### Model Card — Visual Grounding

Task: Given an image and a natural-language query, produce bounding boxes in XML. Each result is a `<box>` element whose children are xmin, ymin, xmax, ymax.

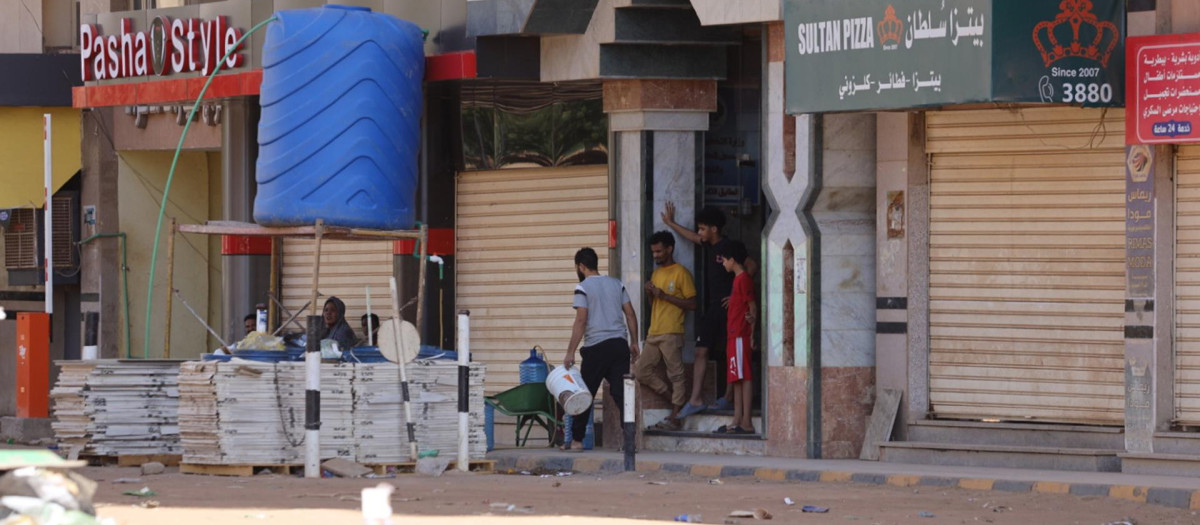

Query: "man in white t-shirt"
<box><xmin>562</xmin><ymin>247</ymin><xmax>640</xmax><ymax>452</ymax></box>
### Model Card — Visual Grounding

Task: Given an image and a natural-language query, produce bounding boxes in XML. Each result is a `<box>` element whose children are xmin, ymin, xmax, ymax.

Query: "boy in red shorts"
<box><xmin>717</xmin><ymin>240</ymin><xmax>756</xmax><ymax>434</ymax></box>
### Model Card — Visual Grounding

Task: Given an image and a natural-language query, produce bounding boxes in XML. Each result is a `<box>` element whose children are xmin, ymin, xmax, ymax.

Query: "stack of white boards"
<box><xmin>353</xmin><ymin>361</ymin><xmax>486</xmax><ymax>463</ymax></box>
<box><xmin>49</xmin><ymin>362</ymin><xmax>97</xmax><ymax>451</ymax></box>
<box><xmin>178</xmin><ymin>359</ymin><xmax>487</xmax><ymax>466</ymax></box>
<box><xmin>179</xmin><ymin>361</ymin><xmax>354</xmax><ymax>465</ymax></box>
<box><xmin>50</xmin><ymin>360</ymin><xmax>181</xmax><ymax>456</ymax></box>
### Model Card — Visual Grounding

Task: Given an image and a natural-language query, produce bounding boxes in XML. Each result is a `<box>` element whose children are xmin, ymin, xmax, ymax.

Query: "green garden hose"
<box><xmin>142</xmin><ymin>16</ymin><xmax>277</xmax><ymax>359</ymax></box>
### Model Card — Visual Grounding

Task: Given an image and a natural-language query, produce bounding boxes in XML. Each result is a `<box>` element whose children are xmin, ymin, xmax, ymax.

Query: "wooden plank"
<box><xmin>117</xmin><ymin>454</ymin><xmax>182</xmax><ymax>467</ymax></box>
<box><xmin>859</xmin><ymin>389</ymin><xmax>902</xmax><ymax>461</ymax></box>
<box><xmin>177</xmin><ymin>223</ymin><xmax>421</xmax><ymax>240</ymax></box>
<box><xmin>180</xmin><ymin>463</ymin><xmax>294</xmax><ymax>477</ymax></box>
<box><xmin>367</xmin><ymin>459</ymin><xmax>495</xmax><ymax>475</ymax></box>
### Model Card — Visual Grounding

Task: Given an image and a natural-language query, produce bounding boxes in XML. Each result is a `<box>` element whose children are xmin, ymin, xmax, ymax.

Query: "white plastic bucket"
<box><xmin>547</xmin><ymin>366</ymin><xmax>592</xmax><ymax>416</ymax></box>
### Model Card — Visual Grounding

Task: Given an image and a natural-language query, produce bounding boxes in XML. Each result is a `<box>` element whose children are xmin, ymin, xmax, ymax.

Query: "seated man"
<box><xmin>360</xmin><ymin>313</ymin><xmax>381</xmax><ymax>347</ymax></box>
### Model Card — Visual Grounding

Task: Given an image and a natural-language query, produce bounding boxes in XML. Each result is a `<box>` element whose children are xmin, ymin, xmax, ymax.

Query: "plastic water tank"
<box><xmin>518</xmin><ymin>348</ymin><xmax>549</xmax><ymax>384</ymax></box>
<box><xmin>254</xmin><ymin>5</ymin><xmax>425</xmax><ymax>230</ymax></box>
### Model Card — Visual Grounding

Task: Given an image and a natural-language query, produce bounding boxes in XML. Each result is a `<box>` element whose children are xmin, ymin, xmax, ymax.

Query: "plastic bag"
<box><xmin>0</xmin><ymin>467</ymin><xmax>101</xmax><ymax>524</ymax></box>
<box><xmin>237</xmin><ymin>331</ymin><xmax>285</xmax><ymax>351</ymax></box>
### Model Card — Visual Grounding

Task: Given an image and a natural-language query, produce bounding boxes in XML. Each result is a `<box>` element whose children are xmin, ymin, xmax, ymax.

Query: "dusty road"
<box><xmin>85</xmin><ymin>465</ymin><xmax>1198</xmax><ymax>525</ymax></box>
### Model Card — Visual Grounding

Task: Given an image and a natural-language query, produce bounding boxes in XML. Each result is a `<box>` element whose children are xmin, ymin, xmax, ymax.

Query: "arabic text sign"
<box><xmin>704</xmin><ymin>185</ymin><xmax>742</xmax><ymax>206</ymax></box>
<box><xmin>1125</xmin><ymin>145</ymin><xmax>1155</xmax><ymax>298</ymax></box>
<box><xmin>1127</xmin><ymin>34</ymin><xmax>1200</xmax><ymax>144</ymax></box>
<box><xmin>785</xmin><ymin>0</ymin><xmax>1125</xmax><ymax>113</ymax></box>
<box><xmin>785</xmin><ymin>0</ymin><xmax>991</xmax><ymax>113</ymax></box>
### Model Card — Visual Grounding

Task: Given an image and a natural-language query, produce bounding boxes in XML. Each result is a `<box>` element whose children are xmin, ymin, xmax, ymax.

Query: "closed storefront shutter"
<box><xmin>926</xmin><ymin>107</ymin><xmax>1126</xmax><ymax>425</ymax></box>
<box><xmin>1176</xmin><ymin>146</ymin><xmax>1200</xmax><ymax>426</ymax></box>
<box><xmin>456</xmin><ymin>165</ymin><xmax>610</xmax><ymax>394</ymax></box>
<box><xmin>282</xmin><ymin>239</ymin><xmax>395</xmax><ymax>339</ymax></box>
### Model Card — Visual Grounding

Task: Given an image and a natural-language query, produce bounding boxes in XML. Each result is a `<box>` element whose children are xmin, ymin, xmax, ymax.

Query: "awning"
<box><xmin>0</xmin><ymin>107</ymin><xmax>81</xmax><ymax>209</ymax></box>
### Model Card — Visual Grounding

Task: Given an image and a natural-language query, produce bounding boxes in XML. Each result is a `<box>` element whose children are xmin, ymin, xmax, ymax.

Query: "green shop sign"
<box><xmin>784</xmin><ymin>0</ymin><xmax>1124</xmax><ymax>114</ymax></box>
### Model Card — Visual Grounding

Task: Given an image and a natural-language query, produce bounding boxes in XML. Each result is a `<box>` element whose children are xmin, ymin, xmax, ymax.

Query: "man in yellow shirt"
<box><xmin>637</xmin><ymin>231</ymin><xmax>697</xmax><ymax>431</ymax></box>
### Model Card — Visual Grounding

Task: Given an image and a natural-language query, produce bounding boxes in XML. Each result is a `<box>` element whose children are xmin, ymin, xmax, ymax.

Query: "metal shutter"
<box><xmin>456</xmin><ymin>165</ymin><xmax>610</xmax><ymax>394</ymax></box>
<box><xmin>926</xmin><ymin>107</ymin><xmax>1126</xmax><ymax>425</ymax></box>
<box><xmin>282</xmin><ymin>239</ymin><xmax>395</xmax><ymax>338</ymax></box>
<box><xmin>1176</xmin><ymin>146</ymin><xmax>1200</xmax><ymax>425</ymax></box>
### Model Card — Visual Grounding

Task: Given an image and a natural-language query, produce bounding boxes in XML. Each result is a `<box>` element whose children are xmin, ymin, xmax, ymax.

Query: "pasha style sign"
<box><xmin>1126</xmin><ymin>33</ymin><xmax>1200</xmax><ymax>144</ymax></box>
<box><xmin>80</xmin><ymin>16</ymin><xmax>246</xmax><ymax>81</ymax></box>
<box><xmin>784</xmin><ymin>0</ymin><xmax>1125</xmax><ymax>113</ymax></box>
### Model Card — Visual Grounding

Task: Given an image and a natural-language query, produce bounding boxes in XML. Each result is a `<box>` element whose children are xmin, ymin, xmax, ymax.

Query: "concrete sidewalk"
<box><xmin>488</xmin><ymin>448</ymin><xmax>1200</xmax><ymax>511</ymax></box>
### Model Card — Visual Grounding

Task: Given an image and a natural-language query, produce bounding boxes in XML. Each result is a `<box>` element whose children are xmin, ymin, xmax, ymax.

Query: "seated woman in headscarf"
<box><xmin>319</xmin><ymin>296</ymin><xmax>358</xmax><ymax>351</ymax></box>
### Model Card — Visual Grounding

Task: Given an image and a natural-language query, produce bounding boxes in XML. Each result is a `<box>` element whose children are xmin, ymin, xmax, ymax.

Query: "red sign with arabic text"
<box><xmin>1127</xmin><ymin>33</ymin><xmax>1200</xmax><ymax>144</ymax></box>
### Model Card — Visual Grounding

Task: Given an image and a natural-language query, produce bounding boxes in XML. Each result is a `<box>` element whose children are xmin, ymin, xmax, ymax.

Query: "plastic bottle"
<box><xmin>673</xmin><ymin>514</ymin><xmax>702</xmax><ymax>522</ymax></box>
<box><xmin>255</xmin><ymin>303</ymin><xmax>267</xmax><ymax>333</ymax></box>
<box><xmin>518</xmin><ymin>348</ymin><xmax>550</xmax><ymax>384</ymax></box>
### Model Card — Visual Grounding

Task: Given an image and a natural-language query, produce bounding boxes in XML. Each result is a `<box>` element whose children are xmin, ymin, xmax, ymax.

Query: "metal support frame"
<box><xmin>166</xmin><ymin>218</ymin><xmax>429</xmax><ymax>478</ymax></box>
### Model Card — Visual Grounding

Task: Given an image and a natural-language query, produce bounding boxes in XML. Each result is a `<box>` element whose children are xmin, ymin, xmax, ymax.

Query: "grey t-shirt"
<box><xmin>573</xmin><ymin>275</ymin><xmax>631</xmax><ymax>348</ymax></box>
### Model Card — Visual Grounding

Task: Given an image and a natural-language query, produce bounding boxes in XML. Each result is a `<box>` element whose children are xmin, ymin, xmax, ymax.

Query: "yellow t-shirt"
<box><xmin>648</xmin><ymin>263</ymin><xmax>697</xmax><ymax>336</ymax></box>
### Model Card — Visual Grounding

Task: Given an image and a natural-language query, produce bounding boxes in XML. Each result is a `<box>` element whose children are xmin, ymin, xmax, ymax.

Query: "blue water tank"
<box><xmin>518</xmin><ymin>348</ymin><xmax>549</xmax><ymax>384</ymax></box>
<box><xmin>254</xmin><ymin>5</ymin><xmax>425</xmax><ymax>230</ymax></box>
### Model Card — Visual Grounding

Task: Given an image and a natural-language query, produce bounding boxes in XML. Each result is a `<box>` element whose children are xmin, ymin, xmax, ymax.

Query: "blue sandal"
<box><xmin>707</xmin><ymin>398</ymin><xmax>733</xmax><ymax>411</ymax></box>
<box><xmin>677</xmin><ymin>402</ymin><xmax>706</xmax><ymax>419</ymax></box>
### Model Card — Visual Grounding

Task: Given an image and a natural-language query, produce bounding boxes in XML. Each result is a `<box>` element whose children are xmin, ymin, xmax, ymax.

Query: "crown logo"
<box><xmin>877</xmin><ymin>5</ymin><xmax>903</xmax><ymax>49</ymax></box>
<box><xmin>1032</xmin><ymin>0</ymin><xmax>1119</xmax><ymax>68</ymax></box>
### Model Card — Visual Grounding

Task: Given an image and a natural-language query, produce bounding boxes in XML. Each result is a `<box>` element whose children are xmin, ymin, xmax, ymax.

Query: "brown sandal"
<box><xmin>649</xmin><ymin>419</ymin><xmax>682</xmax><ymax>431</ymax></box>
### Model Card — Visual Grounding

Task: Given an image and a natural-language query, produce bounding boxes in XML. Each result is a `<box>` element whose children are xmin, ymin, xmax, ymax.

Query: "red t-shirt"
<box><xmin>726</xmin><ymin>272</ymin><xmax>755</xmax><ymax>340</ymax></box>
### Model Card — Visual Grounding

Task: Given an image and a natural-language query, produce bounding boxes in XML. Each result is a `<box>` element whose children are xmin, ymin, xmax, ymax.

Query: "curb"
<box><xmin>491</xmin><ymin>454</ymin><xmax>1200</xmax><ymax>511</ymax></box>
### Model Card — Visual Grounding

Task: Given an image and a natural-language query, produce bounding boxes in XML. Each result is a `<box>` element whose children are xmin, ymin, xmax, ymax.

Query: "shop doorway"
<box><xmin>699</xmin><ymin>27</ymin><xmax>766</xmax><ymax>418</ymax></box>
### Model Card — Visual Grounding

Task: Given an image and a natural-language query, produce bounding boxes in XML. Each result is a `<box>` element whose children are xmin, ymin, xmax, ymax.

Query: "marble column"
<box><xmin>875</xmin><ymin>112</ymin><xmax>929</xmax><ymax>431</ymax></box>
<box><xmin>1123</xmin><ymin>145</ymin><xmax>1175</xmax><ymax>453</ymax></box>
<box><xmin>603</xmin><ymin>79</ymin><xmax>716</xmax><ymax>445</ymax></box>
<box><xmin>812</xmin><ymin>113</ymin><xmax>878</xmax><ymax>458</ymax></box>
<box><xmin>763</xmin><ymin>21</ymin><xmax>815</xmax><ymax>457</ymax></box>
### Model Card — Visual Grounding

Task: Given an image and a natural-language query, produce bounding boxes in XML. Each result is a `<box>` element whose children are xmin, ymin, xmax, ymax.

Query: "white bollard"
<box><xmin>304</xmin><ymin>315</ymin><xmax>321</xmax><ymax>478</ymax></box>
<box><xmin>457</xmin><ymin>310</ymin><xmax>470</xmax><ymax>472</ymax></box>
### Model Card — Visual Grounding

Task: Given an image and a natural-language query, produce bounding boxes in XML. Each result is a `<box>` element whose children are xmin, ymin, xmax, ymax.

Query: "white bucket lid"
<box><xmin>559</xmin><ymin>390</ymin><xmax>593</xmax><ymax>416</ymax></box>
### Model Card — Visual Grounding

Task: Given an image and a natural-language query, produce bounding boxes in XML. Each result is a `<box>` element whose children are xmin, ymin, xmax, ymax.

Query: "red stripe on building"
<box><xmin>425</xmin><ymin>51</ymin><xmax>477</xmax><ymax>82</ymax></box>
<box><xmin>394</xmin><ymin>228</ymin><xmax>454</xmax><ymax>256</ymax></box>
<box><xmin>74</xmin><ymin>53</ymin><xmax>475</xmax><ymax>109</ymax></box>
<box><xmin>221</xmin><ymin>235</ymin><xmax>272</xmax><ymax>256</ymax></box>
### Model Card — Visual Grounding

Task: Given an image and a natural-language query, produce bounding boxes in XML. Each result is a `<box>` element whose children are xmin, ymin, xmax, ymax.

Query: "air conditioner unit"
<box><xmin>2</xmin><ymin>192</ymin><xmax>79</xmax><ymax>275</ymax></box>
<box><xmin>3</xmin><ymin>208</ymin><xmax>37</xmax><ymax>269</ymax></box>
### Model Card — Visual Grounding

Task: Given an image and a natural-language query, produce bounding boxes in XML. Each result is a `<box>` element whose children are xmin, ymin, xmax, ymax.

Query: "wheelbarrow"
<box><xmin>485</xmin><ymin>382</ymin><xmax>562</xmax><ymax>447</ymax></box>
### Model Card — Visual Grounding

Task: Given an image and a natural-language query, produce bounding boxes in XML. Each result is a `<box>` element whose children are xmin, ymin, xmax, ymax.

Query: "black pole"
<box><xmin>84</xmin><ymin>311</ymin><xmax>98</xmax><ymax>346</ymax></box>
<box><xmin>305</xmin><ymin>315</ymin><xmax>321</xmax><ymax>433</ymax></box>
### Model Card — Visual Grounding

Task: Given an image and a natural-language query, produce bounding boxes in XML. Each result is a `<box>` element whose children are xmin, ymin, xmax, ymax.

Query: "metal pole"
<box><xmin>457</xmin><ymin>310</ymin><xmax>470</xmax><ymax>472</ymax></box>
<box><xmin>164</xmin><ymin>218</ymin><xmax>176</xmax><ymax>358</ymax></box>
<box><xmin>268</xmin><ymin>237</ymin><xmax>280</xmax><ymax>332</ymax></box>
<box><xmin>366</xmin><ymin>286</ymin><xmax>373</xmax><ymax>346</ymax></box>
<box><xmin>415</xmin><ymin>224</ymin><xmax>428</xmax><ymax>335</ymax></box>
<box><xmin>390</xmin><ymin>277</ymin><xmax>419</xmax><ymax>462</ymax></box>
<box><xmin>43</xmin><ymin>114</ymin><xmax>52</xmax><ymax>315</ymax></box>
<box><xmin>624</xmin><ymin>374</ymin><xmax>636</xmax><ymax>471</ymax></box>
<box><xmin>172</xmin><ymin>289</ymin><xmax>230</xmax><ymax>350</ymax></box>
<box><xmin>310</xmin><ymin>219</ymin><xmax>324</xmax><ymax>317</ymax></box>
<box><xmin>304</xmin><ymin>315</ymin><xmax>322</xmax><ymax>478</ymax></box>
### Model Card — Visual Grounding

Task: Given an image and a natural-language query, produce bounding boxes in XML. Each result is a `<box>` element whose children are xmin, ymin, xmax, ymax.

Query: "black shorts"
<box><xmin>696</xmin><ymin>306</ymin><xmax>727</xmax><ymax>357</ymax></box>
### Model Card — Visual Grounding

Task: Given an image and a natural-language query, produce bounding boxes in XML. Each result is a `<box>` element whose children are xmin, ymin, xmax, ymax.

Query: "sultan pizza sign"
<box><xmin>784</xmin><ymin>0</ymin><xmax>1125</xmax><ymax>113</ymax></box>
